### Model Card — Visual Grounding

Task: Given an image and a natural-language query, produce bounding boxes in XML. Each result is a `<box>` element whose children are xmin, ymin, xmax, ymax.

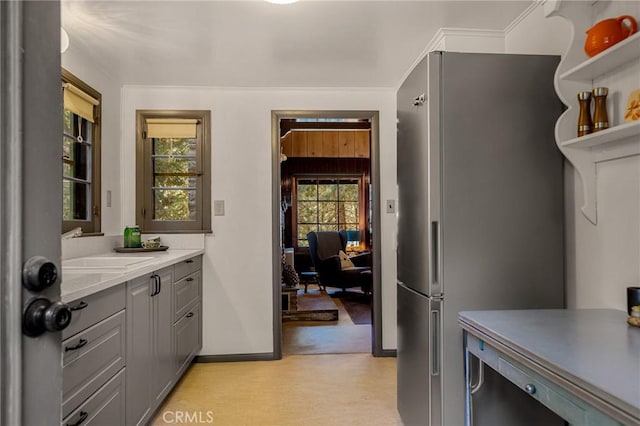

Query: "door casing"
<box><xmin>270</xmin><ymin>110</ymin><xmax>383</xmax><ymax>358</ymax></box>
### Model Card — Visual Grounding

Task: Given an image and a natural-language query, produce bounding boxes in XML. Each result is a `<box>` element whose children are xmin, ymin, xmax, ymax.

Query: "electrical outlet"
<box><xmin>214</xmin><ymin>200</ymin><xmax>225</xmax><ymax>216</ymax></box>
<box><xmin>386</xmin><ymin>200</ymin><xmax>395</xmax><ymax>214</ymax></box>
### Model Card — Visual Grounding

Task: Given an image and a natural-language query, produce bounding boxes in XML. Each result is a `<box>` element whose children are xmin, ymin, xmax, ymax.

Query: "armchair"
<box><xmin>306</xmin><ymin>230</ymin><xmax>372</xmax><ymax>293</ymax></box>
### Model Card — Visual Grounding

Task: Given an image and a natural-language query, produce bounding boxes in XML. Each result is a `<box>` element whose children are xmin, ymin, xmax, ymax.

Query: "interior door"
<box><xmin>1</xmin><ymin>1</ymin><xmax>63</xmax><ymax>424</ymax></box>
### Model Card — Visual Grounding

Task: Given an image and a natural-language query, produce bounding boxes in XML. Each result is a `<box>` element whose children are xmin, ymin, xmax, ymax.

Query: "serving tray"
<box><xmin>113</xmin><ymin>246</ymin><xmax>169</xmax><ymax>253</ymax></box>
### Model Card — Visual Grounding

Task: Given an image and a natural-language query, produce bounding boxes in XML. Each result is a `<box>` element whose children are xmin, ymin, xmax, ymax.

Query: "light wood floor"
<box><xmin>152</xmin><ymin>354</ymin><xmax>401</xmax><ymax>426</ymax></box>
<box><xmin>283</xmin><ymin>286</ymin><xmax>371</xmax><ymax>355</ymax></box>
<box><xmin>152</xmin><ymin>287</ymin><xmax>399</xmax><ymax>425</ymax></box>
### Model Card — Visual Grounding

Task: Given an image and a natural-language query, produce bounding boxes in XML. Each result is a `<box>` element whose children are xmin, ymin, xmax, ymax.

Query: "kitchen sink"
<box><xmin>62</xmin><ymin>256</ymin><xmax>154</xmax><ymax>269</ymax></box>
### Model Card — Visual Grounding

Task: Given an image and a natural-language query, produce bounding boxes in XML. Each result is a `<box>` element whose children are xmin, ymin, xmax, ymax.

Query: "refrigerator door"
<box><xmin>397</xmin><ymin>282</ymin><xmax>435</xmax><ymax>425</ymax></box>
<box><xmin>397</xmin><ymin>55</ymin><xmax>431</xmax><ymax>296</ymax></box>
<box><xmin>437</xmin><ymin>52</ymin><xmax>564</xmax><ymax>426</ymax></box>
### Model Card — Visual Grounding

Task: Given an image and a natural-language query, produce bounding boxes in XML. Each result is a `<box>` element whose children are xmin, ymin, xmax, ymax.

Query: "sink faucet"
<box><xmin>62</xmin><ymin>227</ymin><xmax>83</xmax><ymax>239</ymax></box>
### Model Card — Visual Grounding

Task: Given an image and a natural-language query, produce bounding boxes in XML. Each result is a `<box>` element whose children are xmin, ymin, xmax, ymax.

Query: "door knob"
<box><xmin>22</xmin><ymin>256</ymin><xmax>58</xmax><ymax>292</ymax></box>
<box><xmin>23</xmin><ymin>298</ymin><xmax>72</xmax><ymax>337</ymax></box>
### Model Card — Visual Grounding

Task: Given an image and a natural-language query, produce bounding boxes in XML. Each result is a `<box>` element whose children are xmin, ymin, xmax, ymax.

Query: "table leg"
<box><xmin>464</xmin><ymin>331</ymin><xmax>472</xmax><ymax>426</ymax></box>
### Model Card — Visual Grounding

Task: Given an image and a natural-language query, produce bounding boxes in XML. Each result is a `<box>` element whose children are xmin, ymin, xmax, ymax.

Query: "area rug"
<box><xmin>283</xmin><ymin>290</ymin><xmax>339</xmax><ymax>321</ymax></box>
<box><xmin>330</xmin><ymin>291</ymin><xmax>372</xmax><ymax>325</ymax></box>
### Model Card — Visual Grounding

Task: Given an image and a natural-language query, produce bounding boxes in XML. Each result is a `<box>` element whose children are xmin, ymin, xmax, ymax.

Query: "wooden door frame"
<box><xmin>271</xmin><ymin>110</ymin><xmax>383</xmax><ymax>358</ymax></box>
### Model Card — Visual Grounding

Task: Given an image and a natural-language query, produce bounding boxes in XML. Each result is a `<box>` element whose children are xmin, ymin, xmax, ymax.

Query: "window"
<box><xmin>136</xmin><ymin>110</ymin><xmax>211</xmax><ymax>233</ymax></box>
<box><xmin>294</xmin><ymin>176</ymin><xmax>364</xmax><ymax>247</ymax></box>
<box><xmin>62</xmin><ymin>69</ymin><xmax>101</xmax><ymax>234</ymax></box>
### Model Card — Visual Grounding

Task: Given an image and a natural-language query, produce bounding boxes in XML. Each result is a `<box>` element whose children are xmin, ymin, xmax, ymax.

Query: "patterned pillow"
<box><xmin>338</xmin><ymin>250</ymin><xmax>355</xmax><ymax>269</ymax></box>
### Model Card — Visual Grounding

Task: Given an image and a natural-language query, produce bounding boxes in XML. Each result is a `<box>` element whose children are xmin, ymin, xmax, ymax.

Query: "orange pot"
<box><xmin>584</xmin><ymin>15</ymin><xmax>637</xmax><ymax>57</ymax></box>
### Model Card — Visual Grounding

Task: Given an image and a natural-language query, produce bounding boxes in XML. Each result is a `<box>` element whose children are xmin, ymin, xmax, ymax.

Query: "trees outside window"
<box><xmin>136</xmin><ymin>111</ymin><xmax>211</xmax><ymax>233</ymax></box>
<box><xmin>62</xmin><ymin>69</ymin><xmax>101</xmax><ymax>234</ymax></box>
<box><xmin>294</xmin><ymin>177</ymin><xmax>363</xmax><ymax>247</ymax></box>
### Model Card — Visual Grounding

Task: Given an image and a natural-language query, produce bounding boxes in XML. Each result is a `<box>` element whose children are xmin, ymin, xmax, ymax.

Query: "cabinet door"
<box><xmin>281</xmin><ymin>132</ymin><xmax>293</xmax><ymax>157</ymax></box>
<box><xmin>151</xmin><ymin>266</ymin><xmax>174</xmax><ymax>408</ymax></box>
<box><xmin>174</xmin><ymin>302</ymin><xmax>201</xmax><ymax>378</ymax></box>
<box><xmin>126</xmin><ymin>275</ymin><xmax>153</xmax><ymax>426</ymax></box>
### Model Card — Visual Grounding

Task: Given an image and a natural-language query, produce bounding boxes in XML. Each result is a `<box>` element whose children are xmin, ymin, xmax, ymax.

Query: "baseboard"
<box><xmin>194</xmin><ymin>352</ymin><xmax>276</xmax><ymax>363</ymax></box>
<box><xmin>376</xmin><ymin>349</ymin><xmax>397</xmax><ymax>358</ymax></box>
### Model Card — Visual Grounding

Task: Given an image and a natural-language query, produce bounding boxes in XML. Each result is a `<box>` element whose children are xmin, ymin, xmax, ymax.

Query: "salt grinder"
<box><xmin>592</xmin><ymin>87</ymin><xmax>609</xmax><ymax>132</ymax></box>
<box><xmin>577</xmin><ymin>91</ymin><xmax>592</xmax><ymax>137</ymax></box>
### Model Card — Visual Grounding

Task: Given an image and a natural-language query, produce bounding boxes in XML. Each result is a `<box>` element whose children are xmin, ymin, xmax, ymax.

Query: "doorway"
<box><xmin>271</xmin><ymin>110</ymin><xmax>383</xmax><ymax>358</ymax></box>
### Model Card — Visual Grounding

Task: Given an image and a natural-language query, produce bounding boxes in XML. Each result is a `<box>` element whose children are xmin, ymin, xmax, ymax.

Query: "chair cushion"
<box><xmin>338</xmin><ymin>250</ymin><xmax>355</xmax><ymax>269</ymax></box>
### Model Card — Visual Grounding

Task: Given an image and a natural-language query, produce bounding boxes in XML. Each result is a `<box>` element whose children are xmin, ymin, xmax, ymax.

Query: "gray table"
<box><xmin>458</xmin><ymin>309</ymin><xmax>640</xmax><ymax>426</ymax></box>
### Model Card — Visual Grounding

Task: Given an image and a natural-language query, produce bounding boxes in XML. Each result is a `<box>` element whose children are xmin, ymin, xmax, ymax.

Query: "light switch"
<box><xmin>214</xmin><ymin>200</ymin><xmax>225</xmax><ymax>216</ymax></box>
<box><xmin>106</xmin><ymin>190</ymin><xmax>112</xmax><ymax>207</ymax></box>
<box><xmin>386</xmin><ymin>200</ymin><xmax>395</xmax><ymax>214</ymax></box>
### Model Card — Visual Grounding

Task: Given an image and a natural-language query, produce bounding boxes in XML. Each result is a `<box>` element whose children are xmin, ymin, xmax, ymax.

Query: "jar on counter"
<box><xmin>124</xmin><ymin>225</ymin><xmax>142</xmax><ymax>248</ymax></box>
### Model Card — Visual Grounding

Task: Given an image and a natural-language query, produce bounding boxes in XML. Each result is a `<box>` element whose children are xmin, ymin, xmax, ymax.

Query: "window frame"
<box><xmin>292</xmin><ymin>174</ymin><xmax>365</xmax><ymax>248</ymax></box>
<box><xmin>135</xmin><ymin>110</ymin><xmax>211</xmax><ymax>233</ymax></box>
<box><xmin>61</xmin><ymin>68</ymin><xmax>102</xmax><ymax>235</ymax></box>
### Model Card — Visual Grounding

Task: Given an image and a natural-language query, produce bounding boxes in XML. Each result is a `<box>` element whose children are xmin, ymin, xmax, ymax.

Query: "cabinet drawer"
<box><xmin>62</xmin><ymin>368</ymin><xmax>125</xmax><ymax>426</ymax></box>
<box><xmin>62</xmin><ymin>310</ymin><xmax>125</xmax><ymax>419</ymax></box>
<box><xmin>498</xmin><ymin>357</ymin><xmax>587</xmax><ymax>425</ymax></box>
<box><xmin>174</xmin><ymin>302</ymin><xmax>201</xmax><ymax>377</ymax></box>
<box><xmin>174</xmin><ymin>271</ymin><xmax>201</xmax><ymax>321</ymax></box>
<box><xmin>63</xmin><ymin>284</ymin><xmax>126</xmax><ymax>340</ymax></box>
<box><xmin>174</xmin><ymin>256</ymin><xmax>201</xmax><ymax>281</ymax></box>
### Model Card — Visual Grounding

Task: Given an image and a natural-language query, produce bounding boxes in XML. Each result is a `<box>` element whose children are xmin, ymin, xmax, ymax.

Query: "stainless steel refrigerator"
<box><xmin>396</xmin><ymin>52</ymin><xmax>565</xmax><ymax>426</ymax></box>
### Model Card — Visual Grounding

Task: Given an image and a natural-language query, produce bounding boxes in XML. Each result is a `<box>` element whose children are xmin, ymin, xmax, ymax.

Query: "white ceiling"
<box><xmin>61</xmin><ymin>0</ymin><xmax>533</xmax><ymax>88</ymax></box>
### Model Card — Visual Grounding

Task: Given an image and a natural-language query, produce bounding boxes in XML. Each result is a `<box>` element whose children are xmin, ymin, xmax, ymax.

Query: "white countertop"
<box><xmin>61</xmin><ymin>249</ymin><xmax>204</xmax><ymax>302</ymax></box>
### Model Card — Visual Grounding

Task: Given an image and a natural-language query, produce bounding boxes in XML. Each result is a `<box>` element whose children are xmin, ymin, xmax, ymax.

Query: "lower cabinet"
<box><xmin>126</xmin><ymin>266</ymin><xmax>173</xmax><ymax>426</ymax></box>
<box><xmin>174</xmin><ymin>302</ymin><xmax>201</xmax><ymax>377</ymax></box>
<box><xmin>62</xmin><ymin>255</ymin><xmax>203</xmax><ymax>426</ymax></box>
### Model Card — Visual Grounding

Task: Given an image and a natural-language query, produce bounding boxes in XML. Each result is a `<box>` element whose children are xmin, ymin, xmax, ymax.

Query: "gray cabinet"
<box><xmin>173</xmin><ymin>257</ymin><xmax>202</xmax><ymax>378</ymax></box>
<box><xmin>62</xmin><ymin>286</ymin><xmax>126</xmax><ymax>425</ymax></box>
<box><xmin>126</xmin><ymin>265</ymin><xmax>173</xmax><ymax>426</ymax></box>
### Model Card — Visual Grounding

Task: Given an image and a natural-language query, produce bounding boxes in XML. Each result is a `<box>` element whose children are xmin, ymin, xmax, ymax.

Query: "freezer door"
<box><xmin>397</xmin><ymin>283</ymin><xmax>443</xmax><ymax>426</ymax></box>
<box><xmin>397</xmin><ymin>55</ymin><xmax>431</xmax><ymax>296</ymax></box>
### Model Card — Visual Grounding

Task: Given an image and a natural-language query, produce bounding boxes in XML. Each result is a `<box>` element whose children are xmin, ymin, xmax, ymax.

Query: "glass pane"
<box><xmin>154</xmin><ymin>175</ymin><xmax>196</xmax><ymax>189</ymax></box>
<box><xmin>319</xmin><ymin>224</ymin><xmax>339</xmax><ymax>232</ymax></box>
<box><xmin>297</xmin><ymin>184</ymin><xmax>317</xmax><ymax>201</ymax></box>
<box><xmin>154</xmin><ymin>158</ymin><xmax>197</xmax><ymax>174</ymax></box>
<box><xmin>297</xmin><ymin>224</ymin><xmax>317</xmax><ymax>241</ymax></box>
<box><xmin>153</xmin><ymin>138</ymin><xmax>196</xmax><ymax>156</ymax></box>
<box><xmin>318</xmin><ymin>184</ymin><xmax>337</xmax><ymax>200</ymax></box>
<box><xmin>63</xmin><ymin>110</ymin><xmax>73</xmax><ymax>135</ymax></box>
<box><xmin>298</xmin><ymin>239</ymin><xmax>309</xmax><ymax>248</ymax></box>
<box><xmin>62</xmin><ymin>179</ymin><xmax>89</xmax><ymax>220</ymax></box>
<box><xmin>297</xmin><ymin>201</ymin><xmax>318</xmax><ymax>223</ymax></box>
<box><xmin>62</xmin><ymin>139</ymin><xmax>90</xmax><ymax>181</ymax></box>
<box><xmin>318</xmin><ymin>202</ymin><xmax>337</xmax><ymax>224</ymax></box>
<box><xmin>339</xmin><ymin>183</ymin><xmax>359</xmax><ymax>201</ymax></box>
<box><xmin>154</xmin><ymin>189</ymin><xmax>196</xmax><ymax>221</ymax></box>
<box><xmin>338</xmin><ymin>202</ymin><xmax>359</xmax><ymax>224</ymax></box>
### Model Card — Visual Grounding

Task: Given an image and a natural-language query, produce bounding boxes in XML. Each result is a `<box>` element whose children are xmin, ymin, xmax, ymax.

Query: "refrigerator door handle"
<box><xmin>431</xmin><ymin>221</ymin><xmax>439</xmax><ymax>285</ymax></box>
<box><xmin>430</xmin><ymin>308</ymin><xmax>441</xmax><ymax>376</ymax></box>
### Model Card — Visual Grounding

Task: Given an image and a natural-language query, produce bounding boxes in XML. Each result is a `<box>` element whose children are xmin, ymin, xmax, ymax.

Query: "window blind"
<box><xmin>63</xmin><ymin>83</ymin><xmax>99</xmax><ymax>122</ymax></box>
<box><xmin>146</xmin><ymin>118</ymin><xmax>198</xmax><ymax>138</ymax></box>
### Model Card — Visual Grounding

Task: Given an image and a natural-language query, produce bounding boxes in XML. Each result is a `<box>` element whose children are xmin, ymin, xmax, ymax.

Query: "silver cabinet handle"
<box><xmin>431</xmin><ymin>309</ymin><xmax>441</xmax><ymax>375</ymax></box>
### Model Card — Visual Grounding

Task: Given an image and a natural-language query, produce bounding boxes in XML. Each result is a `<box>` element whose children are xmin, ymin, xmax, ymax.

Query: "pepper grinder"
<box><xmin>592</xmin><ymin>87</ymin><xmax>609</xmax><ymax>132</ymax></box>
<box><xmin>577</xmin><ymin>91</ymin><xmax>592</xmax><ymax>137</ymax></box>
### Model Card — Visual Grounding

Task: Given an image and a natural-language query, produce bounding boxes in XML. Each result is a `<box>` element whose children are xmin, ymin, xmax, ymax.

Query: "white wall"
<box><xmin>61</xmin><ymin>45</ymin><xmax>122</xmax><ymax>239</ymax></box>
<box><xmin>120</xmin><ymin>87</ymin><xmax>398</xmax><ymax>355</ymax></box>
<box><xmin>506</xmin><ymin>1</ymin><xmax>640</xmax><ymax>311</ymax></box>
